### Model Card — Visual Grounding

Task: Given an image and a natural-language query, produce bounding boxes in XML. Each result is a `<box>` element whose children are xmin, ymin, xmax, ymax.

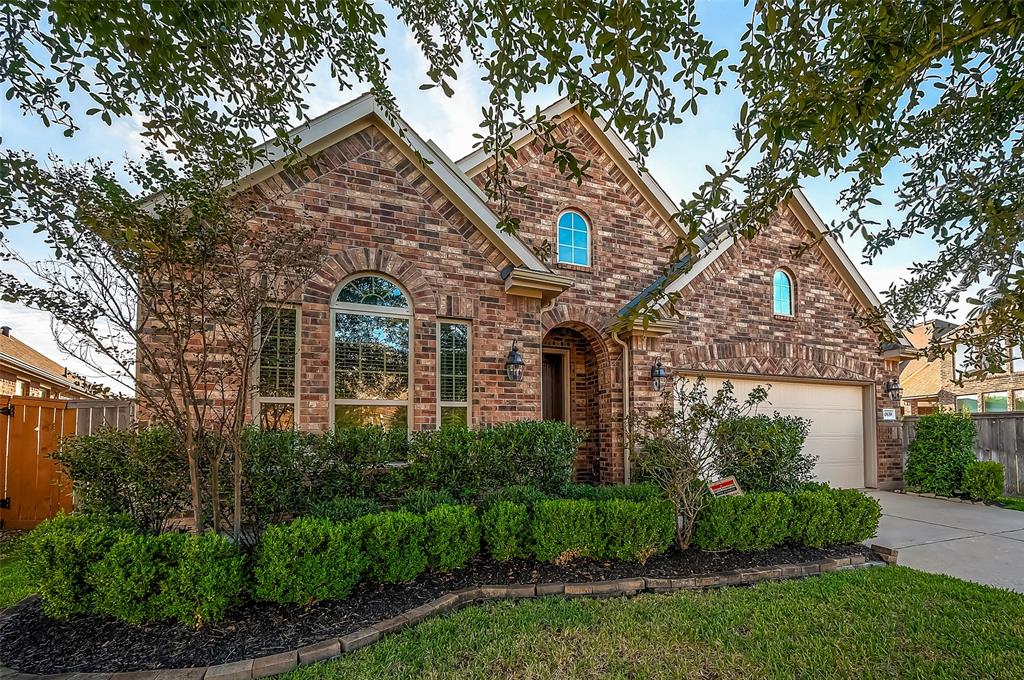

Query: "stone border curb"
<box><xmin>892</xmin><ymin>489</ymin><xmax>984</xmax><ymax>505</ymax></box>
<box><xmin>0</xmin><ymin>554</ymin><xmax>885</xmax><ymax>680</ymax></box>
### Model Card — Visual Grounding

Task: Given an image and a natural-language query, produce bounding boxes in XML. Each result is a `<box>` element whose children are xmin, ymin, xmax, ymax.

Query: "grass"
<box><xmin>0</xmin><ymin>533</ymin><xmax>33</xmax><ymax>609</ymax></box>
<box><xmin>998</xmin><ymin>496</ymin><xmax>1024</xmax><ymax>512</ymax></box>
<box><xmin>284</xmin><ymin>567</ymin><xmax>1024</xmax><ymax>680</ymax></box>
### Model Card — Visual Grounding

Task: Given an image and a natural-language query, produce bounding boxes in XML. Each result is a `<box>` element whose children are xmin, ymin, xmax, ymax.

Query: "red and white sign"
<box><xmin>708</xmin><ymin>476</ymin><xmax>743</xmax><ymax>497</ymax></box>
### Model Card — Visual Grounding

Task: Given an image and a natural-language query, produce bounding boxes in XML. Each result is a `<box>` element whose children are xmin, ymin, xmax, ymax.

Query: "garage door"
<box><xmin>681</xmin><ymin>375</ymin><xmax>866</xmax><ymax>488</ymax></box>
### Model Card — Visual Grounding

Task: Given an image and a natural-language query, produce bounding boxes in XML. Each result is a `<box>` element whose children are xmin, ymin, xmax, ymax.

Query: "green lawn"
<box><xmin>999</xmin><ymin>496</ymin><xmax>1024</xmax><ymax>512</ymax></box>
<box><xmin>285</xmin><ymin>567</ymin><xmax>1024</xmax><ymax>680</ymax></box>
<box><xmin>0</xmin><ymin>534</ymin><xmax>33</xmax><ymax>609</ymax></box>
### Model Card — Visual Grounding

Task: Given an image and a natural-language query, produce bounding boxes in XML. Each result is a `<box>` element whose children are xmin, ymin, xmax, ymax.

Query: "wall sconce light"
<box><xmin>884</xmin><ymin>376</ymin><xmax>903</xmax><ymax>403</ymax></box>
<box><xmin>505</xmin><ymin>339</ymin><xmax>524</xmax><ymax>382</ymax></box>
<box><xmin>650</xmin><ymin>360</ymin><xmax>669</xmax><ymax>392</ymax></box>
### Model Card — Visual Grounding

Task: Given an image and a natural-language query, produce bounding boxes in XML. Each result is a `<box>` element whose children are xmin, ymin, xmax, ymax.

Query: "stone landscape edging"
<box><xmin>0</xmin><ymin>553</ymin><xmax>890</xmax><ymax>680</ymax></box>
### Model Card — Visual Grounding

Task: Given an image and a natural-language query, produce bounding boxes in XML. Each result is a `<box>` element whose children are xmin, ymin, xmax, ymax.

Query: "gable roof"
<box><xmin>616</xmin><ymin>189</ymin><xmax>911</xmax><ymax>348</ymax></box>
<box><xmin>231</xmin><ymin>94</ymin><xmax>555</xmax><ymax>276</ymax></box>
<box><xmin>0</xmin><ymin>328</ymin><xmax>92</xmax><ymax>396</ymax></box>
<box><xmin>456</xmin><ymin>98</ymin><xmax>686</xmax><ymax>238</ymax></box>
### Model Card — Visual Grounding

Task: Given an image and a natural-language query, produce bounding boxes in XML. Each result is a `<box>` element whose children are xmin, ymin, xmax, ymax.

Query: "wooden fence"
<box><xmin>902</xmin><ymin>413</ymin><xmax>1024</xmax><ymax>497</ymax></box>
<box><xmin>0</xmin><ymin>396</ymin><xmax>135</xmax><ymax>529</ymax></box>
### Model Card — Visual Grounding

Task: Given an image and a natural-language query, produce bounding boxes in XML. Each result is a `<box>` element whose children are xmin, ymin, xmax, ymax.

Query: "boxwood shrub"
<box><xmin>423</xmin><ymin>504</ymin><xmax>481</xmax><ymax>571</ymax></box>
<box><xmin>560</xmin><ymin>482</ymin><xmax>664</xmax><ymax>502</ymax></box>
<box><xmin>692</xmin><ymin>492</ymin><xmax>793</xmax><ymax>551</ymax></box>
<box><xmin>599</xmin><ymin>499</ymin><xmax>675</xmax><ymax>563</ymax></box>
<box><xmin>357</xmin><ymin>510</ymin><xmax>427</xmax><ymax>583</ymax></box>
<box><xmin>25</xmin><ymin>513</ymin><xmax>138</xmax><ymax>618</ymax></box>
<box><xmin>481</xmin><ymin>501</ymin><xmax>530</xmax><ymax>561</ymax></box>
<box><xmin>89</xmin><ymin>531</ymin><xmax>183</xmax><ymax>623</ymax></box>
<box><xmin>254</xmin><ymin>517</ymin><xmax>366</xmax><ymax>605</ymax></box>
<box><xmin>531</xmin><ymin>499</ymin><xmax>603</xmax><ymax>564</ymax></box>
<box><xmin>962</xmin><ymin>461</ymin><xmax>1004</xmax><ymax>503</ymax></box>
<box><xmin>26</xmin><ymin>514</ymin><xmax>244</xmax><ymax>626</ymax></box>
<box><xmin>158</xmin><ymin>531</ymin><xmax>245</xmax><ymax>626</ymax></box>
<box><xmin>788</xmin><ymin>488</ymin><xmax>881</xmax><ymax>547</ymax></box>
<box><xmin>309</xmin><ymin>496</ymin><xmax>381</xmax><ymax>523</ymax></box>
<box><xmin>479</xmin><ymin>484</ymin><xmax>549</xmax><ymax>511</ymax></box>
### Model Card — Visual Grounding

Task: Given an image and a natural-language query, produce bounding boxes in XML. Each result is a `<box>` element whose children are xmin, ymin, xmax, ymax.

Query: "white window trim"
<box><xmin>437</xmin><ymin>319</ymin><xmax>471</xmax><ymax>427</ymax></box>
<box><xmin>254</xmin><ymin>305</ymin><xmax>301</xmax><ymax>428</ymax></box>
<box><xmin>556</xmin><ymin>209</ymin><xmax>592</xmax><ymax>268</ymax></box>
<box><xmin>772</xmin><ymin>269</ymin><xmax>795</xmax><ymax>317</ymax></box>
<box><xmin>329</xmin><ymin>273</ymin><xmax>414</xmax><ymax>431</ymax></box>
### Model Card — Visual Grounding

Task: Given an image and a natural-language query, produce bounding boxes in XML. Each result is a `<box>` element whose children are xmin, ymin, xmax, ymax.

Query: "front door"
<box><xmin>542</xmin><ymin>352</ymin><xmax>566</xmax><ymax>422</ymax></box>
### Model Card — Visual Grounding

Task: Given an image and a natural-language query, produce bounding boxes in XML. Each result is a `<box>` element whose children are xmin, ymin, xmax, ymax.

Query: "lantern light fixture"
<box><xmin>884</xmin><ymin>376</ymin><xmax>903</xmax><ymax>403</ymax></box>
<box><xmin>505</xmin><ymin>339</ymin><xmax>525</xmax><ymax>382</ymax></box>
<box><xmin>651</xmin><ymin>360</ymin><xmax>669</xmax><ymax>392</ymax></box>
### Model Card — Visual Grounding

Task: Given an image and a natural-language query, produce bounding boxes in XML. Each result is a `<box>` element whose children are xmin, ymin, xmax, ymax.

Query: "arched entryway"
<box><xmin>541</xmin><ymin>323</ymin><xmax>612</xmax><ymax>483</ymax></box>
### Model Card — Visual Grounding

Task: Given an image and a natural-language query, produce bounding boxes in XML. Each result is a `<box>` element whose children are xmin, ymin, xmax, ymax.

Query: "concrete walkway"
<box><xmin>867</xmin><ymin>490</ymin><xmax>1024</xmax><ymax>593</ymax></box>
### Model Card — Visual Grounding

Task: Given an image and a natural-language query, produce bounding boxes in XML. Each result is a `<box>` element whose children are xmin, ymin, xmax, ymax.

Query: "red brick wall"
<box><xmin>140</xmin><ymin>110</ymin><xmax>906</xmax><ymax>487</ymax></box>
<box><xmin>265</xmin><ymin>126</ymin><xmax>552</xmax><ymax>431</ymax></box>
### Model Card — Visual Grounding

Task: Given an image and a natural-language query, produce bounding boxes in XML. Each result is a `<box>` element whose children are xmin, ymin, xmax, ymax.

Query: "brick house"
<box><xmin>198</xmin><ymin>94</ymin><xmax>910</xmax><ymax>489</ymax></box>
<box><xmin>900</xmin><ymin>320</ymin><xmax>1024</xmax><ymax>415</ymax></box>
<box><xmin>0</xmin><ymin>325</ymin><xmax>94</xmax><ymax>399</ymax></box>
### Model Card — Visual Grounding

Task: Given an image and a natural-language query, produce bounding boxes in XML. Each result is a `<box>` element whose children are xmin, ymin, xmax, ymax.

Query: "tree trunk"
<box><xmin>210</xmin><ymin>450</ymin><xmax>222</xmax><ymax>533</ymax></box>
<box><xmin>185</xmin><ymin>427</ymin><xmax>204</xmax><ymax>533</ymax></box>
<box><xmin>232</xmin><ymin>438</ymin><xmax>243</xmax><ymax>543</ymax></box>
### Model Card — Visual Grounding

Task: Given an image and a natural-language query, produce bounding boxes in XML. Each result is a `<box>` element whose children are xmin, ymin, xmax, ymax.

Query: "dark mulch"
<box><xmin>0</xmin><ymin>543</ymin><xmax>875</xmax><ymax>674</ymax></box>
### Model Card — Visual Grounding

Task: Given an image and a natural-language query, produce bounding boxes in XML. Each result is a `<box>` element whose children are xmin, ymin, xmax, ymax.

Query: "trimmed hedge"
<box><xmin>26</xmin><ymin>514</ymin><xmax>244</xmax><ymax>626</ymax></box>
<box><xmin>692</xmin><ymin>493</ymin><xmax>793</xmax><ymax>551</ymax></box>
<box><xmin>532</xmin><ymin>499</ymin><xmax>604</xmax><ymax>564</ymax></box>
<box><xmin>962</xmin><ymin>461</ymin><xmax>1004</xmax><ymax>503</ymax></box>
<box><xmin>358</xmin><ymin>510</ymin><xmax>428</xmax><ymax>583</ymax></box>
<box><xmin>309</xmin><ymin>496</ymin><xmax>381</xmax><ymax>523</ymax></box>
<box><xmin>481</xmin><ymin>501</ymin><xmax>530</xmax><ymax>561</ymax></box>
<box><xmin>424</xmin><ymin>504</ymin><xmax>481</xmax><ymax>571</ymax></box>
<box><xmin>788</xmin><ymin>488</ymin><xmax>881</xmax><ymax>547</ymax></box>
<box><xmin>26</xmin><ymin>513</ymin><xmax>139</xmax><ymax>618</ymax></box>
<box><xmin>560</xmin><ymin>482</ymin><xmax>664</xmax><ymax>502</ymax></box>
<box><xmin>254</xmin><ymin>517</ymin><xmax>366</xmax><ymax>605</ymax></box>
<box><xmin>904</xmin><ymin>412</ymin><xmax>976</xmax><ymax>496</ymax></box>
<box><xmin>600</xmin><ymin>499</ymin><xmax>675</xmax><ymax>562</ymax></box>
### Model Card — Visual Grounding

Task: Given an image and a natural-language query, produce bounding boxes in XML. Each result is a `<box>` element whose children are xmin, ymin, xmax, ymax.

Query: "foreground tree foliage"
<box><xmin>7</xmin><ymin>152</ymin><xmax>327</xmax><ymax>534</ymax></box>
<box><xmin>2</xmin><ymin>1</ymin><xmax>1021</xmax><ymax>377</ymax></box>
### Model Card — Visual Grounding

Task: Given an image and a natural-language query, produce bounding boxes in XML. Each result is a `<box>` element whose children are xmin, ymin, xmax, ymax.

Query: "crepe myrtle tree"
<box><xmin>629</xmin><ymin>377</ymin><xmax>769</xmax><ymax>549</ymax></box>
<box><xmin>4</xmin><ymin>151</ymin><xmax>327</xmax><ymax>537</ymax></box>
<box><xmin>3</xmin><ymin>0</ymin><xmax>1022</xmax><ymax>376</ymax></box>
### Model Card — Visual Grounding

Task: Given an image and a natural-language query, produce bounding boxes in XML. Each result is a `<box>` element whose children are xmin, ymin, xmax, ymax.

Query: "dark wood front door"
<box><xmin>542</xmin><ymin>352</ymin><xmax>566</xmax><ymax>422</ymax></box>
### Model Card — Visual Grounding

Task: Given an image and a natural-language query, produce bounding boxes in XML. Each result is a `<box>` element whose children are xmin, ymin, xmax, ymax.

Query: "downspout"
<box><xmin>610</xmin><ymin>329</ymin><xmax>631</xmax><ymax>484</ymax></box>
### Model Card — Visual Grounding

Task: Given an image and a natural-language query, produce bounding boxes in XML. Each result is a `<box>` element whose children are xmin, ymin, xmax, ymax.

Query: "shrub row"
<box><xmin>692</xmin><ymin>487</ymin><xmax>881</xmax><ymax>550</ymax></box>
<box><xmin>56</xmin><ymin>421</ymin><xmax>584</xmax><ymax>533</ymax></box>
<box><xmin>26</xmin><ymin>513</ymin><xmax>244</xmax><ymax>626</ymax></box>
<box><xmin>483</xmin><ymin>498</ymin><xmax>676</xmax><ymax>565</ymax></box>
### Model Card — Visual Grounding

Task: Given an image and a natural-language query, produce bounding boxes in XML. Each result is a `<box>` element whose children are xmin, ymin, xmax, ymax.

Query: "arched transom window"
<box><xmin>773</xmin><ymin>269</ymin><xmax>794</xmax><ymax>316</ymax></box>
<box><xmin>556</xmin><ymin>210</ymin><xmax>590</xmax><ymax>266</ymax></box>
<box><xmin>332</xmin><ymin>275</ymin><xmax>411</xmax><ymax>430</ymax></box>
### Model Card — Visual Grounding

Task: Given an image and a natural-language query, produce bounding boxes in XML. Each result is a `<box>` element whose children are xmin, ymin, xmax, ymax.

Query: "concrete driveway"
<box><xmin>867</xmin><ymin>490</ymin><xmax>1024</xmax><ymax>593</ymax></box>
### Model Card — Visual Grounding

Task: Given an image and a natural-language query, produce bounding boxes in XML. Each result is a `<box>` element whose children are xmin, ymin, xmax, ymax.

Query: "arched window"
<box><xmin>773</xmin><ymin>269</ymin><xmax>794</xmax><ymax>316</ymax></box>
<box><xmin>557</xmin><ymin>210</ymin><xmax>590</xmax><ymax>266</ymax></box>
<box><xmin>332</xmin><ymin>275</ymin><xmax>412</xmax><ymax>430</ymax></box>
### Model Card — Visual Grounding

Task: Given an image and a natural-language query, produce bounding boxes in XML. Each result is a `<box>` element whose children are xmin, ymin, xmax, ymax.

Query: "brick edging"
<box><xmin>892</xmin><ymin>489</ymin><xmax>985</xmax><ymax>505</ymax></box>
<box><xmin>0</xmin><ymin>553</ymin><xmax>888</xmax><ymax>680</ymax></box>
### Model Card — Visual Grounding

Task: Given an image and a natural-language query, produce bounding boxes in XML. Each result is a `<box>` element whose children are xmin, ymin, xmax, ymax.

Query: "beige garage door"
<box><xmin>681</xmin><ymin>375</ymin><xmax>866</xmax><ymax>488</ymax></box>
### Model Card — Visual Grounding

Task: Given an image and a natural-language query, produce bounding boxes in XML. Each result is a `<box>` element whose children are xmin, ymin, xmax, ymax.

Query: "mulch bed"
<box><xmin>0</xmin><ymin>543</ymin><xmax>875</xmax><ymax>674</ymax></box>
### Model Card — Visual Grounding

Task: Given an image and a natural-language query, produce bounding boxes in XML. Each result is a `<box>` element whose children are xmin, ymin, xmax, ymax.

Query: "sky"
<box><xmin>0</xmin><ymin>0</ymin><xmax>941</xmax><ymax>391</ymax></box>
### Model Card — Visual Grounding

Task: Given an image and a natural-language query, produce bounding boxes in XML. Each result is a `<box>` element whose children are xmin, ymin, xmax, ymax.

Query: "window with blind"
<box><xmin>257</xmin><ymin>306</ymin><xmax>298</xmax><ymax>429</ymax></box>
<box><xmin>438</xmin><ymin>321</ymin><xmax>470</xmax><ymax>427</ymax></box>
<box><xmin>332</xmin><ymin>275</ymin><xmax>411</xmax><ymax>430</ymax></box>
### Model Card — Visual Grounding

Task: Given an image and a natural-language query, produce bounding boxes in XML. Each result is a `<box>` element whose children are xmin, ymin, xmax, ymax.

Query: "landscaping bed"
<box><xmin>0</xmin><ymin>543</ymin><xmax>874</xmax><ymax>673</ymax></box>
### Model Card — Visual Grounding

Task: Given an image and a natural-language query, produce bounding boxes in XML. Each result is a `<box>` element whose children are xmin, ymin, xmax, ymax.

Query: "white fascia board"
<box><xmin>456</xmin><ymin>98</ymin><xmax>685</xmax><ymax>237</ymax></box>
<box><xmin>146</xmin><ymin>94</ymin><xmax>550</xmax><ymax>274</ymax></box>
<box><xmin>789</xmin><ymin>189</ymin><xmax>908</xmax><ymax>344</ymax></box>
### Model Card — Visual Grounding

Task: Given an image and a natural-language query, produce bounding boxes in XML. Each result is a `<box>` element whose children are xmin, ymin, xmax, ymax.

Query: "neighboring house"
<box><xmin>143</xmin><ymin>94</ymin><xmax>911</xmax><ymax>489</ymax></box>
<box><xmin>0</xmin><ymin>325</ymin><xmax>95</xmax><ymax>399</ymax></box>
<box><xmin>900</xmin><ymin>320</ymin><xmax>1024</xmax><ymax>415</ymax></box>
